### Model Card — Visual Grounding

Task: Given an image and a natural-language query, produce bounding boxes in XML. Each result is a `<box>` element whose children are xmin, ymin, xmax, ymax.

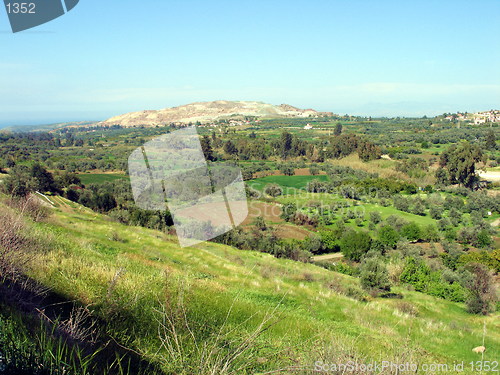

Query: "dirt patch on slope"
<box><xmin>242</xmin><ymin>201</ymin><xmax>283</xmax><ymax>225</ymax></box>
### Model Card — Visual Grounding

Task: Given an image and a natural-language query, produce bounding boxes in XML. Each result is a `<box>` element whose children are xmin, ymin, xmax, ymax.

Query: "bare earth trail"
<box><xmin>479</xmin><ymin>171</ymin><xmax>500</xmax><ymax>182</ymax></box>
<box><xmin>313</xmin><ymin>253</ymin><xmax>344</xmax><ymax>262</ymax></box>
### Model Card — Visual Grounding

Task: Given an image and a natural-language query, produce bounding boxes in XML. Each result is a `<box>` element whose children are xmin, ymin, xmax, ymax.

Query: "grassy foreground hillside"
<box><xmin>1</xmin><ymin>196</ymin><xmax>499</xmax><ymax>374</ymax></box>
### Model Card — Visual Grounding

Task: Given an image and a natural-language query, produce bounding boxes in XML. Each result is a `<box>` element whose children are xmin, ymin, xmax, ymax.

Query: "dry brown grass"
<box><xmin>327</xmin><ymin>154</ymin><xmax>437</xmax><ymax>186</ymax></box>
<box><xmin>386</xmin><ymin>262</ymin><xmax>404</xmax><ymax>285</ymax></box>
<box><xmin>325</xmin><ymin>276</ymin><xmax>368</xmax><ymax>302</ymax></box>
<box><xmin>274</xmin><ymin>224</ymin><xmax>311</xmax><ymax>240</ymax></box>
<box><xmin>0</xmin><ymin>202</ymin><xmax>49</xmax><ymax>301</ymax></box>
<box><xmin>0</xmin><ymin>205</ymin><xmax>34</xmax><ymax>283</ymax></box>
<box><xmin>395</xmin><ymin>301</ymin><xmax>419</xmax><ymax>317</ymax></box>
<box><xmin>37</xmin><ymin>305</ymin><xmax>99</xmax><ymax>345</ymax></box>
<box><xmin>4</xmin><ymin>194</ymin><xmax>50</xmax><ymax>222</ymax></box>
<box><xmin>328</xmin><ymin>155</ymin><xmax>404</xmax><ymax>179</ymax></box>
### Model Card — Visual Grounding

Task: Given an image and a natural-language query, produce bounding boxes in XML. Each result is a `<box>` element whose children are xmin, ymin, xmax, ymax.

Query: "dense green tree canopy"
<box><xmin>340</xmin><ymin>230</ymin><xmax>372</xmax><ymax>261</ymax></box>
<box><xmin>438</xmin><ymin>141</ymin><xmax>486</xmax><ymax>189</ymax></box>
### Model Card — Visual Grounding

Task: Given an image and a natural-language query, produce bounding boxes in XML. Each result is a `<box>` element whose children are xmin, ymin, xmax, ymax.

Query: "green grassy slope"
<box><xmin>5</xmin><ymin>198</ymin><xmax>499</xmax><ymax>373</ymax></box>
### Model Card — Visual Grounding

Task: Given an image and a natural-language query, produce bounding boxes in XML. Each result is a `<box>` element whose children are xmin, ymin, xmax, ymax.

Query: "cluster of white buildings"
<box><xmin>443</xmin><ymin>110</ymin><xmax>500</xmax><ymax>125</ymax></box>
<box><xmin>473</xmin><ymin>110</ymin><xmax>500</xmax><ymax>125</ymax></box>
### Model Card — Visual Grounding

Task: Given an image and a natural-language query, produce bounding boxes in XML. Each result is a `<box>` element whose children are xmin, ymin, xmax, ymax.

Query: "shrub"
<box><xmin>393</xmin><ymin>196</ymin><xmax>411</xmax><ymax>212</ymax></box>
<box><xmin>319</xmin><ymin>230</ymin><xmax>339</xmax><ymax>253</ymax></box>
<box><xmin>411</xmin><ymin>198</ymin><xmax>426</xmax><ymax>216</ymax></box>
<box><xmin>340</xmin><ymin>186</ymin><xmax>360</xmax><ymax>200</ymax></box>
<box><xmin>278</xmin><ymin>164</ymin><xmax>295</xmax><ymax>176</ymax></box>
<box><xmin>65</xmin><ymin>188</ymin><xmax>80</xmax><ymax>202</ymax></box>
<box><xmin>303</xmin><ymin>235</ymin><xmax>323</xmax><ymax>255</ymax></box>
<box><xmin>457</xmin><ymin>227</ymin><xmax>493</xmax><ymax>248</ymax></box>
<box><xmin>109</xmin><ymin>231</ymin><xmax>127</xmax><ymax>243</ymax></box>
<box><xmin>280</xmin><ymin>203</ymin><xmax>297</xmax><ymax>222</ymax></box>
<box><xmin>385</xmin><ymin>215</ymin><xmax>408</xmax><ymax>231</ymax></box>
<box><xmin>325</xmin><ymin>277</ymin><xmax>367</xmax><ymax>301</ymax></box>
<box><xmin>475</xmin><ymin>230</ymin><xmax>493</xmax><ymax>248</ymax></box>
<box><xmin>292</xmin><ymin>212</ymin><xmax>319</xmax><ymax>227</ymax></box>
<box><xmin>252</xmin><ymin>216</ymin><xmax>267</xmax><ymax>231</ymax></box>
<box><xmin>429</xmin><ymin>206</ymin><xmax>443</xmax><ymax>220</ymax></box>
<box><xmin>334</xmin><ymin>262</ymin><xmax>356</xmax><ymax>276</ymax></box>
<box><xmin>400</xmin><ymin>222</ymin><xmax>422</xmax><ymax>242</ymax></box>
<box><xmin>463</xmin><ymin>263</ymin><xmax>497</xmax><ymax>315</ymax></box>
<box><xmin>306</xmin><ymin>179</ymin><xmax>327</xmax><ymax>193</ymax></box>
<box><xmin>309</xmin><ymin>166</ymin><xmax>320</xmax><ymax>175</ymax></box>
<box><xmin>108</xmin><ymin>209</ymin><xmax>131</xmax><ymax>224</ymax></box>
<box><xmin>359</xmin><ymin>258</ymin><xmax>391</xmax><ymax>292</ymax></box>
<box><xmin>344</xmin><ymin>285</ymin><xmax>368</xmax><ymax>302</ymax></box>
<box><xmin>358</xmin><ymin>141</ymin><xmax>382</xmax><ymax>162</ymax></box>
<box><xmin>396</xmin><ymin>240</ymin><xmax>421</xmax><ymax>258</ymax></box>
<box><xmin>387</xmin><ymin>261</ymin><xmax>404</xmax><ymax>284</ymax></box>
<box><xmin>400</xmin><ymin>258</ymin><xmax>467</xmax><ymax>303</ymax></box>
<box><xmin>427</xmin><ymin>193</ymin><xmax>444</xmax><ymax>207</ymax></box>
<box><xmin>448</xmin><ymin>208</ymin><xmax>462</xmax><ymax>223</ymax></box>
<box><xmin>245</xmin><ymin>186</ymin><xmax>260</xmax><ymax>198</ymax></box>
<box><xmin>422</xmin><ymin>224</ymin><xmax>440</xmax><ymax>242</ymax></box>
<box><xmin>457</xmin><ymin>250</ymin><xmax>500</xmax><ymax>272</ymax></box>
<box><xmin>400</xmin><ymin>258</ymin><xmax>432</xmax><ymax>292</ymax></box>
<box><xmin>378</xmin><ymin>225</ymin><xmax>399</xmax><ymax>249</ymax></box>
<box><xmin>302</xmin><ymin>272</ymin><xmax>315</xmax><ymax>282</ymax></box>
<box><xmin>427</xmin><ymin>281</ymin><xmax>467</xmax><ymax>302</ymax></box>
<box><xmin>395</xmin><ymin>301</ymin><xmax>419</xmax><ymax>317</ymax></box>
<box><xmin>264</xmin><ymin>183</ymin><xmax>282</xmax><ymax>197</ymax></box>
<box><xmin>340</xmin><ymin>230</ymin><xmax>372</xmax><ymax>262</ymax></box>
<box><xmin>457</xmin><ymin>227</ymin><xmax>474</xmax><ymax>245</ymax></box>
<box><xmin>440</xmin><ymin>242</ymin><xmax>464</xmax><ymax>270</ymax></box>
<box><xmin>369</xmin><ymin>211</ymin><xmax>382</xmax><ymax>224</ymax></box>
<box><xmin>372</xmin><ymin>237</ymin><xmax>389</xmax><ymax>254</ymax></box>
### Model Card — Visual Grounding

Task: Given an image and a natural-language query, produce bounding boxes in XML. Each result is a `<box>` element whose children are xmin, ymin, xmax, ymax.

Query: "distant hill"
<box><xmin>100</xmin><ymin>100</ymin><xmax>332</xmax><ymax>127</ymax></box>
<box><xmin>1</xmin><ymin>121</ymin><xmax>97</xmax><ymax>133</ymax></box>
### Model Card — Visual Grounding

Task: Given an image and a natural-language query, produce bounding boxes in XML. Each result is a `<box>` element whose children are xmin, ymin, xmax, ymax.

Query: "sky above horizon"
<box><xmin>1</xmin><ymin>0</ymin><xmax>499</xmax><ymax>126</ymax></box>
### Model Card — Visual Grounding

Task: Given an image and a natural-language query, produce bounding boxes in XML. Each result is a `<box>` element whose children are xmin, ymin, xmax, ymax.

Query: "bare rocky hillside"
<box><xmin>100</xmin><ymin>100</ymin><xmax>330</xmax><ymax>127</ymax></box>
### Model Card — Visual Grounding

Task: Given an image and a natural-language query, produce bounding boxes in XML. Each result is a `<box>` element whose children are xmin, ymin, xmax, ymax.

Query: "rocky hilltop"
<box><xmin>100</xmin><ymin>100</ymin><xmax>330</xmax><ymax>127</ymax></box>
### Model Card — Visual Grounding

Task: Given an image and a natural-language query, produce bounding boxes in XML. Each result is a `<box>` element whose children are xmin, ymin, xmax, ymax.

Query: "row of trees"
<box><xmin>2</xmin><ymin>164</ymin><xmax>80</xmax><ymax>197</ymax></box>
<box><xmin>201</xmin><ymin>130</ymin><xmax>382</xmax><ymax>163</ymax></box>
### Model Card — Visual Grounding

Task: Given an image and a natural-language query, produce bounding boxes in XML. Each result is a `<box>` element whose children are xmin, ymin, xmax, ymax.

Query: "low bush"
<box><xmin>395</xmin><ymin>301</ymin><xmax>419</xmax><ymax>316</ymax></box>
<box><xmin>339</xmin><ymin>230</ymin><xmax>372</xmax><ymax>261</ymax></box>
<box><xmin>359</xmin><ymin>258</ymin><xmax>391</xmax><ymax>292</ymax></box>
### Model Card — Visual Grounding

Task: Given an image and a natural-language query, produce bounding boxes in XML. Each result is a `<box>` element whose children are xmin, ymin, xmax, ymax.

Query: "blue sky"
<box><xmin>1</xmin><ymin>0</ymin><xmax>499</xmax><ymax>125</ymax></box>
